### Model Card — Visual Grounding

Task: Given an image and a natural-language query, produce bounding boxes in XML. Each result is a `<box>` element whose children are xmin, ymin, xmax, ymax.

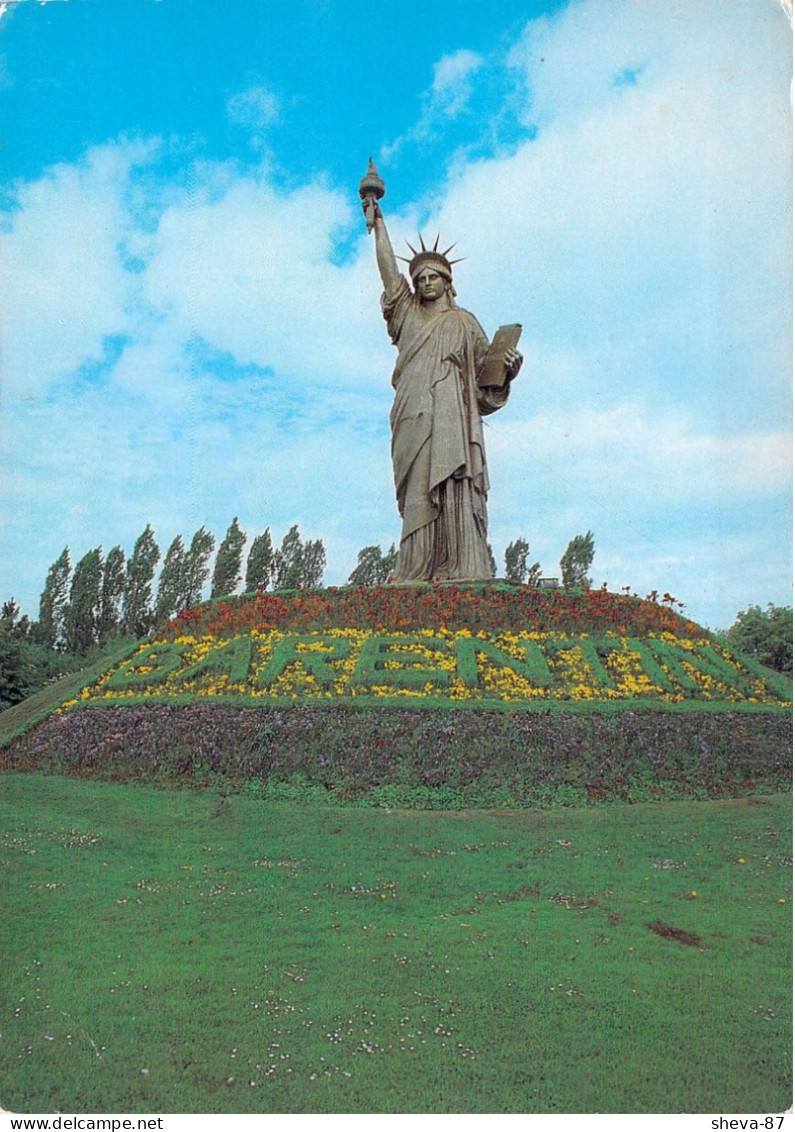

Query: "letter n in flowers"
<box><xmin>351</xmin><ymin>635</ymin><xmax>451</xmax><ymax>691</ymax></box>
<box><xmin>645</xmin><ymin>638</ymin><xmax>751</xmax><ymax>699</ymax></box>
<box><xmin>453</xmin><ymin>636</ymin><xmax>552</xmax><ymax>689</ymax></box>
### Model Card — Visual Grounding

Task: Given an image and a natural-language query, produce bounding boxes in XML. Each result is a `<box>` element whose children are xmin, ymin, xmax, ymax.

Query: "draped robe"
<box><xmin>382</xmin><ymin>276</ymin><xmax>510</xmax><ymax>581</ymax></box>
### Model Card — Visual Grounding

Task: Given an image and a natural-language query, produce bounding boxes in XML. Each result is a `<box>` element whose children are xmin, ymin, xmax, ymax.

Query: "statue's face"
<box><xmin>415</xmin><ymin>268</ymin><xmax>447</xmax><ymax>302</ymax></box>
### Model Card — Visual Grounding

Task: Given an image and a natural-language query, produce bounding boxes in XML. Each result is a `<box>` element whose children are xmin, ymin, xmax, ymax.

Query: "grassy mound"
<box><xmin>0</xmin><ymin>642</ymin><xmax>138</xmax><ymax>750</ymax></box>
<box><xmin>0</xmin><ymin>584</ymin><xmax>790</xmax><ymax>805</ymax></box>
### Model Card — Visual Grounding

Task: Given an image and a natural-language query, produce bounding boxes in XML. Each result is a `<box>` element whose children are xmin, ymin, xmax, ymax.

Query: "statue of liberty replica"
<box><xmin>360</xmin><ymin>160</ymin><xmax>523</xmax><ymax>583</ymax></box>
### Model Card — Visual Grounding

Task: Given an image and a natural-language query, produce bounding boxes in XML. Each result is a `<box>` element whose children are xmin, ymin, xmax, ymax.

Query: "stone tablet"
<box><xmin>478</xmin><ymin>324</ymin><xmax>523</xmax><ymax>389</ymax></box>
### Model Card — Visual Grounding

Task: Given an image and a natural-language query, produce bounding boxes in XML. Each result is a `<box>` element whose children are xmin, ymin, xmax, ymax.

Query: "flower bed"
<box><xmin>164</xmin><ymin>583</ymin><xmax>705</xmax><ymax>640</ymax></box>
<box><xmin>59</xmin><ymin>625</ymin><xmax>789</xmax><ymax>709</ymax></box>
<box><xmin>56</xmin><ymin>583</ymin><xmax>790</xmax><ymax>711</ymax></box>
<box><xmin>1</xmin><ymin>585</ymin><xmax>790</xmax><ymax>806</ymax></box>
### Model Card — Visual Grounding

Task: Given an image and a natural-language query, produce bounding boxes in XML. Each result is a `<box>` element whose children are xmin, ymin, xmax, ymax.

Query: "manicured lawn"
<box><xmin>0</xmin><ymin>774</ymin><xmax>791</xmax><ymax>1113</ymax></box>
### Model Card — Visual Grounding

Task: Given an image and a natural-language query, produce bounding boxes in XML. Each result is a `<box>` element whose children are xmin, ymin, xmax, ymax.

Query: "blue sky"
<box><xmin>0</xmin><ymin>0</ymin><xmax>791</xmax><ymax>630</ymax></box>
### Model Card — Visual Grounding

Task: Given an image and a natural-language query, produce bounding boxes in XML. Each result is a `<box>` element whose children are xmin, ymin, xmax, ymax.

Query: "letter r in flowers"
<box><xmin>256</xmin><ymin>634</ymin><xmax>352</xmax><ymax>687</ymax></box>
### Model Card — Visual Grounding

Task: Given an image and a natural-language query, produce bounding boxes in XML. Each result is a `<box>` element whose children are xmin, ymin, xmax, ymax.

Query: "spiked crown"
<box><xmin>398</xmin><ymin>234</ymin><xmax>465</xmax><ymax>282</ymax></box>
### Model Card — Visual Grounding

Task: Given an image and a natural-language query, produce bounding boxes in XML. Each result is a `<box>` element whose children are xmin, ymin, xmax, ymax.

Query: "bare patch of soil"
<box><xmin>647</xmin><ymin>919</ymin><xmax>703</xmax><ymax>947</ymax></box>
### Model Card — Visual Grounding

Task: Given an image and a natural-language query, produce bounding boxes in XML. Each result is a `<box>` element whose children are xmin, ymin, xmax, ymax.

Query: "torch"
<box><xmin>359</xmin><ymin>157</ymin><xmax>385</xmax><ymax>234</ymax></box>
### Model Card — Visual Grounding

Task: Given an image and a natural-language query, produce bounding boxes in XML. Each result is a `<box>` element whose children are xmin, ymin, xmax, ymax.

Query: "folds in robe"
<box><xmin>382</xmin><ymin>276</ymin><xmax>510</xmax><ymax>581</ymax></box>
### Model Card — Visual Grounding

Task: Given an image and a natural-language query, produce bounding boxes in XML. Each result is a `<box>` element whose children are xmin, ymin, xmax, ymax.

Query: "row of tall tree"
<box><xmin>9</xmin><ymin>524</ymin><xmax>592</xmax><ymax>659</ymax></box>
<box><xmin>19</xmin><ymin>521</ymin><xmax>326</xmax><ymax>655</ymax></box>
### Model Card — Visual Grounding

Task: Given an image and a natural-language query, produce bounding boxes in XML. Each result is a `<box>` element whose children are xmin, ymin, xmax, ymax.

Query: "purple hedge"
<box><xmin>2</xmin><ymin>702</ymin><xmax>790</xmax><ymax>807</ymax></box>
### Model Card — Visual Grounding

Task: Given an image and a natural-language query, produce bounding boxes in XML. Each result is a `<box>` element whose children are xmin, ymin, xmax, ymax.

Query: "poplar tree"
<box><xmin>211</xmin><ymin>517</ymin><xmax>247</xmax><ymax>598</ymax></box>
<box><xmin>273</xmin><ymin>525</ymin><xmax>304</xmax><ymax>590</ymax></box>
<box><xmin>245</xmin><ymin>529</ymin><xmax>275</xmax><ymax>592</ymax></box>
<box><xmin>36</xmin><ymin>547</ymin><xmax>71</xmax><ymax>649</ymax></box>
<box><xmin>560</xmin><ymin>531</ymin><xmax>595</xmax><ymax>589</ymax></box>
<box><xmin>487</xmin><ymin>543</ymin><xmax>497</xmax><ymax>578</ymax></box>
<box><xmin>122</xmin><ymin>525</ymin><xmax>161</xmax><ymax>637</ymax></box>
<box><xmin>155</xmin><ymin>536</ymin><xmax>186</xmax><ymax>624</ymax></box>
<box><xmin>504</xmin><ymin>539</ymin><xmax>542</xmax><ymax>586</ymax></box>
<box><xmin>299</xmin><ymin>538</ymin><xmax>326</xmax><ymax>589</ymax></box>
<box><xmin>526</xmin><ymin>560</ymin><xmax>542</xmax><ymax>587</ymax></box>
<box><xmin>348</xmin><ymin>544</ymin><xmax>397</xmax><ymax>585</ymax></box>
<box><xmin>504</xmin><ymin>538</ymin><xmax>530</xmax><ymax>584</ymax></box>
<box><xmin>181</xmin><ymin>526</ymin><xmax>215</xmax><ymax>609</ymax></box>
<box><xmin>64</xmin><ymin>547</ymin><xmax>103</xmax><ymax>654</ymax></box>
<box><xmin>98</xmin><ymin>545</ymin><xmax>126</xmax><ymax>643</ymax></box>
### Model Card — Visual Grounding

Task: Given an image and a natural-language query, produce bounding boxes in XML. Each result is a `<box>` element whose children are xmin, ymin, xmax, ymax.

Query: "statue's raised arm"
<box><xmin>372</xmin><ymin>207</ymin><xmax>402</xmax><ymax>296</ymax></box>
<box><xmin>359</xmin><ymin>158</ymin><xmax>401</xmax><ymax>295</ymax></box>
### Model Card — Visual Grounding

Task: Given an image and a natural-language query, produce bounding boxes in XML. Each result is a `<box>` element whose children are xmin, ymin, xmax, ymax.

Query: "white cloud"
<box><xmin>483</xmin><ymin>396</ymin><xmax>791</xmax><ymax>604</ymax></box>
<box><xmin>508</xmin><ymin>0</ymin><xmax>790</xmax><ymax>136</ymax></box>
<box><xmin>429</xmin><ymin>49</ymin><xmax>484</xmax><ymax>118</ymax></box>
<box><xmin>226</xmin><ymin>84</ymin><xmax>280</xmax><ymax>132</ymax></box>
<box><xmin>381</xmin><ymin>48</ymin><xmax>484</xmax><ymax>159</ymax></box>
<box><xmin>141</xmin><ymin>173</ymin><xmax>392</xmax><ymax>389</ymax></box>
<box><xmin>492</xmin><ymin>404</ymin><xmax>791</xmax><ymax>506</ymax></box>
<box><xmin>411</xmin><ymin>0</ymin><xmax>791</xmax><ymax>439</ymax></box>
<box><xmin>0</xmin><ymin>140</ymin><xmax>155</xmax><ymax>400</ymax></box>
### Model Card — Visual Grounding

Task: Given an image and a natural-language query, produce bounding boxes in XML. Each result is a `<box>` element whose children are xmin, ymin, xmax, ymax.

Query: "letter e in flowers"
<box><xmin>257</xmin><ymin>634</ymin><xmax>352</xmax><ymax>687</ymax></box>
<box><xmin>352</xmin><ymin>634</ymin><xmax>451</xmax><ymax>691</ymax></box>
